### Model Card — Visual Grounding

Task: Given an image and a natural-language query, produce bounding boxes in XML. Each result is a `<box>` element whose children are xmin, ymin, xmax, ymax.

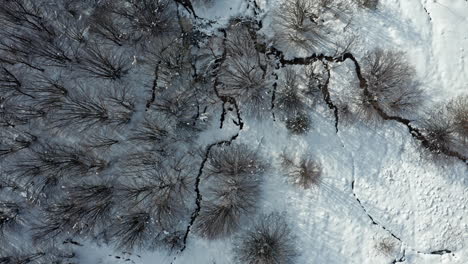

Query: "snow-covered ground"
<box><xmin>6</xmin><ymin>0</ymin><xmax>466</xmax><ymax>263</ymax></box>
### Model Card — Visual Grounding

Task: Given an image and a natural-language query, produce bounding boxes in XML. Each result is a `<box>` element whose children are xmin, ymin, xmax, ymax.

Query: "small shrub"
<box><xmin>34</xmin><ymin>184</ymin><xmax>115</xmax><ymax>239</ymax></box>
<box><xmin>285</xmin><ymin>112</ymin><xmax>311</xmax><ymax>134</ymax></box>
<box><xmin>375</xmin><ymin>237</ymin><xmax>397</xmax><ymax>256</ymax></box>
<box><xmin>285</xmin><ymin>156</ymin><xmax>322</xmax><ymax>189</ymax></box>
<box><xmin>233</xmin><ymin>212</ymin><xmax>298</xmax><ymax>264</ymax></box>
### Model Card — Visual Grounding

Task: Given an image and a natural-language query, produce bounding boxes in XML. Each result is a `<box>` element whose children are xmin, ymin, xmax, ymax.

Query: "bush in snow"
<box><xmin>281</xmin><ymin>152</ymin><xmax>322</xmax><ymax>189</ymax></box>
<box><xmin>356</xmin><ymin>49</ymin><xmax>425</xmax><ymax>121</ymax></box>
<box><xmin>285</xmin><ymin>112</ymin><xmax>311</xmax><ymax>134</ymax></box>
<box><xmin>448</xmin><ymin>95</ymin><xmax>468</xmax><ymax>144</ymax></box>
<box><xmin>275</xmin><ymin>68</ymin><xmax>308</xmax><ymax>120</ymax></box>
<box><xmin>233</xmin><ymin>212</ymin><xmax>299</xmax><ymax>264</ymax></box>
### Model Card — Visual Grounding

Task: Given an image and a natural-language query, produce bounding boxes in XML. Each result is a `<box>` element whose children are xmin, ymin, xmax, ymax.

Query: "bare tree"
<box><xmin>233</xmin><ymin>212</ymin><xmax>299</xmax><ymax>264</ymax></box>
<box><xmin>374</xmin><ymin>237</ymin><xmax>397</xmax><ymax>257</ymax></box>
<box><xmin>197</xmin><ymin>144</ymin><xmax>266</xmax><ymax>239</ymax></box>
<box><xmin>448</xmin><ymin>95</ymin><xmax>468</xmax><ymax>144</ymax></box>
<box><xmin>34</xmin><ymin>184</ymin><xmax>115</xmax><ymax>239</ymax></box>
<box><xmin>275</xmin><ymin>68</ymin><xmax>308</xmax><ymax>119</ymax></box>
<box><xmin>205</xmin><ymin>144</ymin><xmax>267</xmax><ymax>178</ymax></box>
<box><xmin>113</xmin><ymin>0</ymin><xmax>179</xmax><ymax>39</ymax></box>
<box><xmin>50</xmin><ymin>86</ymin><xmax>132</xmax><ymax>131</ymax></box>
<box><xmin>355</xmin><ymin>0</ymin><xmax>378</xmax><ymax>9</ymax></box>
<box><xmin>118</xmin><ymin>157</ymin><xmax>194</xmax><ymax>229</ymax></box>
<box><xmin>0</xmin><ymin>0</ymin><xmax>53</xmax><ymax>35</ymax></box>
<box><xmin>358</xmin><ymin>49</ymin><xmax>425</xmax><ymax>120</ymax></box>
<box><xmin>219</xmin><ymin>26</ymin><xmax>272</xmax><ymax>118</ymax></box>
<box><xmin>420</xmin><ymin>107</ymin><xmax>456</xmax><ymax>154</ymax></box>
<box><xmin>196</xmin><ymin>172</ymin><xmax>262</xmax><ymax>239</ymax></box>
<box><xmin>0</xmin><ymin>67</ymin><xmax>34</xmax><ymax>98</ymax></box>
<box><xmin>13</xmin><ymin>143</ymin><xmax>108</xmax><ymax>197</ymax></box>
<box><xmin>89</xmin><ymin>4</ymin><xmax>130</xmax><ymax>46</ymax></box>
<box><xmin>0</xmin><ymin>128</ymin><xmax>36</xmax><ymax>158</ymax></box>
<box><xmin>272</xmin><ymin>0</ymin><xmax>327</xmax><ymax>51</ymax></box>
<box><xmin>0</xmin><ymin>201</ymin><xmax>21</xmax><ymax>235</ymax></box>
<box><xmin>285</xmin><ymin>112</ymin><xmax>311</xmax><ymax>134</ymax></box>
<box><xmin>28</xmin><ymin>74</ymin><xmax>68</xmax><ymax>112</ymax></box>
<box><xmin>281</xmin><ymin>153</ymin><xmax>322</xmax><ymax>189</ymax></box>
<box><xmin>77</xmin><ymin>45</ymin><xmax>130</xmax><ymax>80</ymax></box>
<box><xmin>129</xmin><ymin>115</ymin><xmax>174</xmax><ymax>151</ymax></box>
<box><xmin>110</xmin><ymin>211</ymin><xmax>155</xmax><ymax>251</ymax></box>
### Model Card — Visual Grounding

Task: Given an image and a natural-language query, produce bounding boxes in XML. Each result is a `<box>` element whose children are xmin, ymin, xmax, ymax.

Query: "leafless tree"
<box><xmin>34</xmin><ymin>184</ymin><xmax>115</xmax><ymax>239</ymax></box>
<box><xmin>233</xmin><ymin>212</ymin><xmax>298</xmax><ymax>264</ymax></box>
<box><xmin>197</xmin><ymin>144</ymin><xmax>266</xmax><ymax>239</ymax></box>
<box><xmin>118</xmin><ymin>157</ymin><xmax>194</xmax><ymax>229</ymax></box>
<box><xmin>275</xmin><ymin>68</ymin><xmax>308</xmax><ymax>119</ymax></box>
<box><xmin>77</xmin><ymin>45</ymin><xmax>130</xmax><ymax>80</ymax></box>
<box><xmin>285</xmin><ymin>112</ymin><xmax>311</xmax><ymax>134</ymax></box>
<box><xmin>448</xmin><ymin>95</ymin><xmax>468</xmax><ymax>144</ymax></box>
<box><xmin>50</xmin><ymin>86</ymin><xmax>132</xmax><ymax>131</ymax></box>
<box><xmin>89</xmin><ymin>3</ymin><xmax>130</xmax><ymax>46</ymax></box>
<box><xmin>219</xmin><ymin>26</ymin><xmax>272</xmax><ymax>118</ymax></box>
<box><xmin>0</xmin><ymin>201</ymin><xmax>21</xmax><ymax>235</ymax></box>
<box><xmin>272</xmin><ymin>0</ymin><xmax>327</xmax><ymax>51</ymax></box>
<box><xmin>281</xmin><ymin>153</ymin><xmax>322</xmax><ymax>189</ymax></box>
<box><xmin>0</xmin><ymin>0</ymin><xmax>53</xmax><ymax>35</ymax></box>
<box><xmin>374</xmin><ymin>237</ymin><xmax>397</xmax><ymax>257</ymax></box>
<box><xmin>358</xmin><ymin>49</ymin><xmax>425</xmax><ymax>120</ymax></box>
<box><xmin>27</xmin><ymin>74</ymin><xmax>68</xmax><ymax>112</ymax></box>
<box><xmin>355</xmin><ymin>0</ymin><xmax>378</xmax><ymax>9</ymax></box>
<box><xmin>110</xmin><ymin>211</ymin><xmax>155</xmax><ymax>251</ymax></box>
<box><xmin>13</xmin><ymin>143</ymin><xmax>108</xmax><ymax>197</ymax></box>
<box><xmin>129</xmin><ymin>115</ymin><xmax>174</xmax><ymax>150</ymax></box>
<box><xmin>205</xmin><ymin>144</ymin><xmax>267</xmax><ymax>178</ymax></box>
<box><xmin>197</xmin><ymin>172</ymin><xmax>262</xmax><ymax>239</ymax></box>
<box><xmin>0</xmin><ymin>67</ymin><xmax>34</xmax><ymax>98</ymax></box>
<box><xmin>0</xmin><ymin>128</ymin><xmax>36</xmax><ymax>158</ymax></box>
<box><xmin>112</xmin><ymin>0</ymin><xmax>178</xmax><ymax>40</ymax></box>
<box><xmin>420</xmin><ymin>107</ymin><xmax>456</xmax><ymax>154</ymax></box>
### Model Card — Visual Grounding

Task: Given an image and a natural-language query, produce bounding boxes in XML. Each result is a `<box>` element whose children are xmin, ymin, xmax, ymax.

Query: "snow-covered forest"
<box><xmin>0</xmin><ymin>0</ymin><xmax>466</xmax><ymax>263</ymax></box>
